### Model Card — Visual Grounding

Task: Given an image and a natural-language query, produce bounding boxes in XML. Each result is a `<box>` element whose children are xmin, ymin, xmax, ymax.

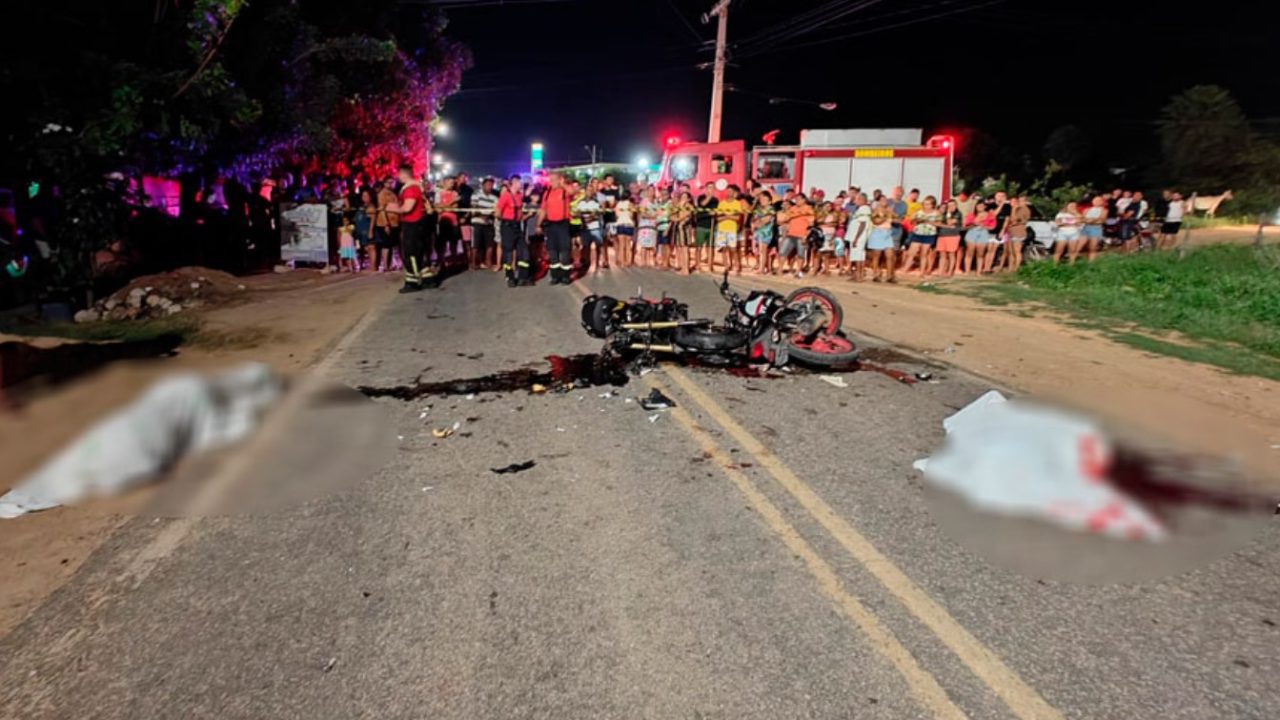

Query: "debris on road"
<box><xmin>323</xmin><ymin>657</ymin><xmax>337</xmax><ymax>673</ymax></box>
<box><xmin>818</xmin><ymin>375</ymin><xmax>849</xmax><ymax>388</ymax></box>
<box><xmin>431</xmin><ymin>427</ymin><xmax>454</xmax><ymax>439</ymax></box>
<box><xmin>491</xmin><ymin>460</ymin><xmax>536</xmax><ymax>475</ymax></box>
<box><xmin>639</xmin><ymin>388</ymin><xmax>677</xmax><ymax>411</ymax></box>
<box><xmin>648</xmin><ymin>414</ymin><xmax>660</xmax><ymax>423</ymax></box>
<box><xmin>914</xmin><ymin>372</ymin><xmax>934</xmax><ymax>381</ymax></box>
<box><xmin>530</xmin><ymin>383</ymin><xmax>547</xmax><ymax>393</ymax></box>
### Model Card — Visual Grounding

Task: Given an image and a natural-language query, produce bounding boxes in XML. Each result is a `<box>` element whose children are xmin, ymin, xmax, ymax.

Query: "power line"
<box><xmin>733</xmin><ymin>0</ymin><xmax>883</xmax><ymax>57</ymax></box>
<box><xmin>666</xmin><ymin>0</ymin><xmax>706</xmax><ymax>44</ymax></box>
<box><xmin>736</xmin><ymin>0</ymin><xmax>1008</xmax><ymax>58</ymax></box>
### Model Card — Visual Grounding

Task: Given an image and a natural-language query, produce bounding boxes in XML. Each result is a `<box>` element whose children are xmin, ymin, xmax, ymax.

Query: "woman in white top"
<box><xmin>1052</xmin><ymin>201</ymin><xmax>1085</xmax><ymax>264</ymax></box>
<box><xmin>1081</xmin><ymin>195</ymin><xmax>1108</xmax><ymax>262</ymax></box>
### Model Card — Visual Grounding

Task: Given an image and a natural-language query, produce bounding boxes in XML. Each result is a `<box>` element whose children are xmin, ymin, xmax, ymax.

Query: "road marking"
<box><xmin>576</xmin><ymin>273</ymin><xmax>1057</xmax><ymax>717</ymax></box>
<box><xmin>660</xmin><ymin>363</ymin><xmax>1064</xmax><ymax>720</ymax></box>
<box><xmin>648</xmin><ymin>375</ymin><xmax>968</xmax><ymax>719</ymax></box>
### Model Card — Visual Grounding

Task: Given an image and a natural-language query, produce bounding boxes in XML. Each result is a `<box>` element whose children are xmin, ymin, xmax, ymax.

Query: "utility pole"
<box><xmin>703</xmin><ymin>0</ymin><xmax>731</xmax><ymax>143</ymax></box>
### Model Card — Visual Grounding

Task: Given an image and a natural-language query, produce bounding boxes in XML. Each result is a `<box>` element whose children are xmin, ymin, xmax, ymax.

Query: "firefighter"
<box><xmin>387</xmin><ymin>163</ymin><xmax>435</xmax><ymax>292</ymax></box>
<box><xmin>496</xmin><ymin>175</ymin><xmax>530</xmax><ymax>287</ymax></box>
<box><xmin>537</xmin><ymin>172</ymin><xmax>574</xmax><ymax>285</ymax></box>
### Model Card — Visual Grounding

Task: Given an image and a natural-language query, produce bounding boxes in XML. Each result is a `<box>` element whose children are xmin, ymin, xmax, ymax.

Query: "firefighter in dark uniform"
<box><xmin>389</xmin><ymin>163</ymin><xmax>436</xmax><ymax>292</ymax></box>
<box><xmin>497</xmin><ymin>175</ymin><xmax>530</xmax><ymax>287</ymax></box>
<box><xmin>537</xmin><ymin>172</ymin><xmax>573</xmax><ymax>285</ymax></box>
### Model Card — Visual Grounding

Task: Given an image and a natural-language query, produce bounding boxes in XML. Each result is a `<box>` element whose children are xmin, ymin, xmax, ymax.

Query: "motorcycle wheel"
<box><xmin>783</xmin><ymin>287</ymin><xmax>844</xmax><ymax>336</ymax></box>
<box><xmin>785</xmin><ymin>333</ymin><xmax>860</xmax><ymax>367</ymax></box>
<box><xmin>673</xmin><ymin>326</ymin><xmax>749</xmax><ymax>353</ymax></box>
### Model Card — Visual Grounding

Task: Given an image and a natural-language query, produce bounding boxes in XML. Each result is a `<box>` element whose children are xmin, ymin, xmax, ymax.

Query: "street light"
<box><xmin>436</xmin><ymin>121</ymin><xmax>450</xmax><ymax>137</ymax></box>
<box><xmin>634</xmin><ymin>155</ymin><xmax>650</xmax><ymax>168</ymax></box>
<box><xmin>432</xmin><ymin>153</ymin><xmax>444</xmax><ymax>164</ymax></box>
<box><xmin>443</xmin><ymin>162</ymin><xmax>453</xmax><ymax>174</ymax></box>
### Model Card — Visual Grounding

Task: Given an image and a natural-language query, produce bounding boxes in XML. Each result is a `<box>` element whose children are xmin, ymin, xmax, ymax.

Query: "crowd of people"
<box><xmin>319</xmin><ymin>164</ymin><xmax>1199</xmax><ymax>291</ymax></box>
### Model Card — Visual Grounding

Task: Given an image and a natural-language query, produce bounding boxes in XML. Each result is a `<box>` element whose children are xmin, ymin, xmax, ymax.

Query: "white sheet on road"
<box><xmin>915</xmin><ymin>390</ymin><xmax>1168</xmax><ymax>542</ymax></box>
<box><xmin>0</xmin><ymin>363</ymin><xmax>282</xmax><ymax>519</ymax></box>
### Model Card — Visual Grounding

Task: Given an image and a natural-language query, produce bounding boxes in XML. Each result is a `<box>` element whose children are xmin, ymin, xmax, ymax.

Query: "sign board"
<box><xmin>280</xmin><ymin>203</ymin><xmax>329</xmax><ymax>264</ymax></box>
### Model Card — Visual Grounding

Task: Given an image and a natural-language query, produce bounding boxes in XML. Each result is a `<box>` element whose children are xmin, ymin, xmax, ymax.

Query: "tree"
<box><xmin>1043</xmin><ymin>125</ymin><xmax>1091</xmax><ymax>174</ymax></box>
<box><xmin>1156</xmin><ymin>85</ymin><xmax>1251</xmax><ymax>190</ymax></box>
<box><xmin>1</xmin><ymin>0</ymin><xmax>470</xmax><ymax>293</ymax></box>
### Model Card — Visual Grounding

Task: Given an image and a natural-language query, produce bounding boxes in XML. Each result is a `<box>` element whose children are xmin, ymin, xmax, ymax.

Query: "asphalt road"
<box><xmin>2</xmin><ymin>268</ymin><xmax>1278</xmax><ymax>719</ymax></box>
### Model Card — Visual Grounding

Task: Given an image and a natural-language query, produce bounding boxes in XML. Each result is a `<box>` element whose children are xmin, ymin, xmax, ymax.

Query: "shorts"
<box><xmin>1055</xmin><ymin>228</ymin><xmax>1081</xmax><ymax>244</ymax></box>
<box><xmin>866</xmin><ymin>228</ymin><xmax>894</xmax><ymax>251</ymax></box>
<box><xmin>375</xmin><ymin>226</ymin><xmax>399</xmax><ymax>248</ymax></box>
<box><xmin>965</xmin><ymin>227</ymin><xmax>992</xmax><ymax>245</ymax></box>
<box><xmin>935</xmin><ymin>234</ymin><xmax>961</xmax><ymax>253</ymax></box>
<box><xmin>617</xmin><ymin>225</ymin><xmax>635</xmax><ymax>238</ymax></box>
<box><xmin>1118</xmin><ymin>221</ymin><xmax>1138</xmax><ymax>240</ymax></box>
<box><xmin>909</xmin><ymin>233</ymin><xmax>937</xmax><ymax>248</ymax></box>
<box><xmin>890</xmin><ymin>225</ymin><xmax>905</xmax><ymax>247</ymax></box>
<box><xmin>473</xmin><ymin>224</ymin><xmax>496</xmax><ymax>253</ymax></box>
<box><xmin>1082</xmin><ymin>225</ymin><xmax>1103</xmax><ymax>240</ymax></box>
<box><xmin>695</xmin><ymin>227</ymin><xmax>713</xmax><ymax>247</ymax></box>
<box><xmin>846</xmin><ymin>243</ymin><xmax>866</xmax><ymax>262</ymax></box>
<box><xmin>1161</xmin><ymin>221</ymin><xmax>1181</xmax><ymax>235</ymax></box>
<box><xmin>753</xmin><ymin>228</ymin><xmax>775</xmax><ymax>247</ymax></box>
<box><xmin>818</xmin><ymin>230</ymin><xmax>836</xmax><ymax>253</ymax></box>
<box><xmin>715</xmin><ymin>229</ymin><xmax>738</xmax><ymax>249</ymax></box>
<box><xmin>657</xmin><ymin>230</ymin><xmax>670</xmax><ymax>246</ymax></box>
<box><xmin>637</xmin><ymin>227</ymin><xmax>657</xmax><ymax>249</ymax></box>
<box><xmin>581</xmin><ymin>228</ymin><xmax>603</xmax><ymax>247</ymax></box>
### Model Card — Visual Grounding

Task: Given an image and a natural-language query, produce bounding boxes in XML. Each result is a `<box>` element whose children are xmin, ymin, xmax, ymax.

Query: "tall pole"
<box><xmin>706</xmin><ymin>0</ymin><xmax>730</xmax><ymax>143</ymax></box>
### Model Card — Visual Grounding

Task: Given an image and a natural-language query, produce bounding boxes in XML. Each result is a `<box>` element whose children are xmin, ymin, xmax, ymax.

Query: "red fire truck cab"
<box><xmin>659</xmin><ymin>129</ymin><xmax>954</xmax><ymax>202</ymax></box>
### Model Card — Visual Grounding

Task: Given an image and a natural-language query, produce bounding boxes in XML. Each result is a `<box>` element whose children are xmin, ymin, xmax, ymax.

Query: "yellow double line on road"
<box><xmin>571</xmin><ymin>275</ymin><xmax>1062</xmax><ymax>719</ymax></box>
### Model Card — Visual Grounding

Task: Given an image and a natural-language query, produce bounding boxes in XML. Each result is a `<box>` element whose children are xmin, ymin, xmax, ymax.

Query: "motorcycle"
<box><xmin>581</xmin><ymin>272</ymin><xmax>859</xmax><ymax>368</ymax></box>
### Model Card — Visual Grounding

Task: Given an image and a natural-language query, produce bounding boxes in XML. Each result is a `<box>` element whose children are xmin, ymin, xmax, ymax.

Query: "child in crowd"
<box><xmin>337</xmin><ymin>214</ymin><xmax>358</xmax><ymax>273</ymax></box>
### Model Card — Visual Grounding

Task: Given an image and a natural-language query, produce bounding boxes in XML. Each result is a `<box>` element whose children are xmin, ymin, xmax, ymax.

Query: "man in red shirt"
<box><xmin>496</xmin><ymin>175</ymin><xmax>529</xmax><ymax>287</ymax></box>
<box><xmin>389</xmin><ymin>163</ymin><xmax>434</xmax><ymax>292</ymax></box>
<box><xmin>536</xmin><ymin>172</ymin><xmax>573</xmax><ymax>285</ymax></box>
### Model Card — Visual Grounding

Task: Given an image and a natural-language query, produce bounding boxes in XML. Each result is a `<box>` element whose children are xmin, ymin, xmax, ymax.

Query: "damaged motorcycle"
<box><xmin>581</xmin><ymin>272</ymin><xmax>859</xmax><ymax>368</ymax></box>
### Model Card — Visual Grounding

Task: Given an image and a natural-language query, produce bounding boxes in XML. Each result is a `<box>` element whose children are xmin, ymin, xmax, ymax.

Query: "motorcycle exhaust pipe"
<box><xmin>627</xmin><ymin>344</ymin><xmax>677</xmax><ymax>353</ymax></box>
<box><xmin>618</xmin><ymin>320</ymin><xmax>711</xmax><ymax>331</ymax></box>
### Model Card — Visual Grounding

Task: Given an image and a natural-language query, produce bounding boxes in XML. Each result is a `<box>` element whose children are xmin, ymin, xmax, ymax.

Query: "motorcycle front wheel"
<box><xmin>783</xmin><ymin>287</ymin><xmax>844</xmax><ymax>336</ymax></box>
<box><xmin>786</xmin><ymin>333</ymin><xmax>860</xmax><ymax>367</ymax></box>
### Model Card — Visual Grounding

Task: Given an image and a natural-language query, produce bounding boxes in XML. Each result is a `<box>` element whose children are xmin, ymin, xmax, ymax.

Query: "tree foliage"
<box><xmin>0</xmin><ymin>0</ymin><xmax>470</xmax><ymax>290</ymax></box>
<box><xmin>1156</xmin><ymin>85</ymin><xmax>1251</xmax><ymax>191</ymax></box>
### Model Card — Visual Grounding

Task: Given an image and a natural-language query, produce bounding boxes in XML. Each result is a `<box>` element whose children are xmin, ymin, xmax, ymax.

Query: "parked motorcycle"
<box><xmin>581</xmin><ymin>272</ymin><xmax>859</xmax><ymax>368</ymax></box>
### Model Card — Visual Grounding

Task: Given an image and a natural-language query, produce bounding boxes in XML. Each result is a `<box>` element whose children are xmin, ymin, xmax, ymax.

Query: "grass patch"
<box><xmin>963</xmin><ymin>245</ymin><xmax>1280</xmax><ymax>379</ymax></box>
<box><xmin>1</xmin><ymin>315</ymin><xmax>203</xmax><ymax>344</ymax></box>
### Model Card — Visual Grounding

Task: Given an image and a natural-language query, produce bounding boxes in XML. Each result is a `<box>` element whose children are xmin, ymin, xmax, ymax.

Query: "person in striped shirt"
<box><xmin>470</xmin><ymin>177</ymin><xmax>498</xmax><ymax>270</ymax></box>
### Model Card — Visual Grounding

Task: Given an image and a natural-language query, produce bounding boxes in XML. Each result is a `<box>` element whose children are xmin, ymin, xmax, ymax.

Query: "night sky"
<box><xmin>439</xmin><ymin>0</ymin><xmax>1278</xmax><ymax>176</ymax></box>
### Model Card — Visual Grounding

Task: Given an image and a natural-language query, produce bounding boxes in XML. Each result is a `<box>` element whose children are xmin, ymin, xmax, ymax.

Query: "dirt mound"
<box><xmin>77</xmin><ymin>267</ymin><xmax>248</xmax><ymax>322</ymax></box>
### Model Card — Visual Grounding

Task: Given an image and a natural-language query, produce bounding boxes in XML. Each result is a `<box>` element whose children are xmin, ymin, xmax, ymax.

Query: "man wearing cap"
<box><xmin>536</xmin><ymin>172</ymin><xmax>574</xmax><ymax>285</ymax></box>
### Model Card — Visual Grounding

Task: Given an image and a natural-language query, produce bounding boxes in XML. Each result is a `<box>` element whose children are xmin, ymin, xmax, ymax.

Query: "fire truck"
<box><xmin>658</xmin><ymin>128</ymin><xmax>954</xmax><ymax>201</ymax></box>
